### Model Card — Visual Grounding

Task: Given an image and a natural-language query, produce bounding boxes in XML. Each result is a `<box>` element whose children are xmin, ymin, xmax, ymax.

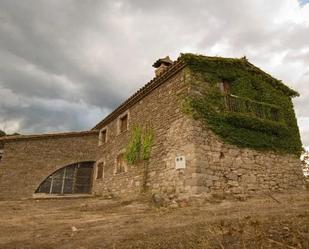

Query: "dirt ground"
<box><xmin>0</xmin><ymin>191</ymin><xmax>308</xmax><ymax>249</ymax></box>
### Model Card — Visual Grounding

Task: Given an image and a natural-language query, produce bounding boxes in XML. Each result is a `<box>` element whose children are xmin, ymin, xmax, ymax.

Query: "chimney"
<box><xmin>152</xmin><ymin>56</ymin><xmax>173</xmax><ymax>77</ymax></box>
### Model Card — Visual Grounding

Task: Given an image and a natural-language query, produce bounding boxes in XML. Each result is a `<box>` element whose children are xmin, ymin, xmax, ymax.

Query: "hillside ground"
<box><xmin>0</xmin><ymin>191</ymin><xmax>308</xmax><ymax>249</ymax></box>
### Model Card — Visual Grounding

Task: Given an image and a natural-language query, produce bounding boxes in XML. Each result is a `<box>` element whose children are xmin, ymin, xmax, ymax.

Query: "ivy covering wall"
<box><xmin>125</xmin><ymin>126</ymin><xmax>154</xmax><ymax>165</ymax></box>
<box><xmin>181</xmin><ymin>53</ymin><xmax>302</xmax><ymax>156</ymax></box>
<box><xmin>125</xmin><ymin>125</ymin><xmax>154</xmax><ymax>192</ymax></box>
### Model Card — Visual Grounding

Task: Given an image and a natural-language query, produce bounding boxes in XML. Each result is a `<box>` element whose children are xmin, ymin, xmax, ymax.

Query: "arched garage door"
<box><xmin>35</xmin><ymin>161</ymin><xmax>94</xmax><ymax>195</ymax></box>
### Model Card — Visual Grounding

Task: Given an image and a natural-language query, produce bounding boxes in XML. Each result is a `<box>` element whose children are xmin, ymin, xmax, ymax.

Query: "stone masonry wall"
<box><xmin>0</xmin><ymin>63</ymin><xmax>304</xmax><ymax>201</ymax></box>
<box><xmin>93</xmin><ymin>69</ymin><xmax>197</xmax><ymax>199</ymax></box>
<box><xmin>185</xmin><ymin>119</ymin><xmax>305</xmax><ymax>196</ymax></box>
<box><xmin>0</xmin><ymin>133</ymin><xmax>98</xmax><ymax>200</ymax></box>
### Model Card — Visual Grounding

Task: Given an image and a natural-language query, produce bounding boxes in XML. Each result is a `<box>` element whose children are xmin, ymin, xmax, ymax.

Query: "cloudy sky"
<box><xmin>0</xmin><ymin>0</ymin><xmax>309</xmax><ymax>148</ymax></box>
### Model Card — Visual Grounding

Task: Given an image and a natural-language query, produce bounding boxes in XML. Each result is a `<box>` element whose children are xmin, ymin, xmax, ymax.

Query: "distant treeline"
<box><xmin>0</xmin><ymin>130</ymin><xmax>20</xmax><ymax>137</ymax></box>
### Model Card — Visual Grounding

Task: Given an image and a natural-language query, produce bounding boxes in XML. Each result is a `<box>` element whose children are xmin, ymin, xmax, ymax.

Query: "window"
<box><xmin>119</xmin><ymin>114</ymin><xmax>128</xmax><ymax>134</ymax></box>
<box><xmin>115</xmin><ymin>153</ymin><xmax>127</xmax><ymax>174</ymax></box>
<box><xmin>35</xmin><ymin>162</ymin><xmax>94</xmax><ymax>195</ymax></box>
<box><xmin>223</xmin><ymin>81</ymin><xmax>231</xmax><ymax>93</ymax></box>
<box><xmin>99</xmin><ymin>128</ymin><xmax>107</xmax><ymax>146</ymax></box>
<box><xmin>96</xmin><ymin>162</ymin><xmax>104</xmax><ymax>179</ymax></box>
<box><xmin>218</xmin><ymin>81</ymin><xmax>231</xmax><ymax>94</ymax></box>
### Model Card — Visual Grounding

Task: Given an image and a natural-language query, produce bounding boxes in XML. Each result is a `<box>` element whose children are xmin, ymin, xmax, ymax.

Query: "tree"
<box><xmin>0</xmin><ymin>131</ymin><xmax>20</xmax><ymax>137</ymax></box>
<box><xmin>0</xmin><ymin>130</ymin><xmax>6</xmax><ymax>137</ymax></box>
<box><xmin>9</xmin><ymin>132</ymin><xmax>20</xmax><ymax>136</ymax></box>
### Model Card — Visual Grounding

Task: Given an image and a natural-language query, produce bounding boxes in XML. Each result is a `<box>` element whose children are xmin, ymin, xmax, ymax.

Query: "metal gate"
<box><xmin>35</xmin><ymin>161</ymin><xmax>94</xmax><ymax>194</ymax></box>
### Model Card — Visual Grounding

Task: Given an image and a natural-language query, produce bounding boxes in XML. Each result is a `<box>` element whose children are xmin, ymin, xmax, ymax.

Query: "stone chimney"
<box><xmin>152</xmin><ymin>56</ymin><xmax>173</xmax><ymax>77</ymax></box>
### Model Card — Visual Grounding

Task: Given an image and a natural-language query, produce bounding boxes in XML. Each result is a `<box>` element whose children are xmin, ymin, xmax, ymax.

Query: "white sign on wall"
<box><xmin>175</xmin><ymin>156</ymin><xmax>186</xmax><ymax>169</ymax></box>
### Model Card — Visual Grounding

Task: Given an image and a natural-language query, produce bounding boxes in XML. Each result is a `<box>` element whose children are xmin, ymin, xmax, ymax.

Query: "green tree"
<box><xmin>0</xmin><ymin>130</ymin><xmax>6</xmax><ymax>137</ymax></box>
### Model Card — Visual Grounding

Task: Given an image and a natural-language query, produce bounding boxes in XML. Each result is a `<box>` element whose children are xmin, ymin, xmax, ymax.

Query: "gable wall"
<box><xmin>177</xmin><ymin>63</ymin><xmax>305</xmax><ymax>196</ymax></box>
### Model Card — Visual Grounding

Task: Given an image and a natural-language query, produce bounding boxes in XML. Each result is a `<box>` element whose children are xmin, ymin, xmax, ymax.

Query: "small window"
<box><xmin>99</xmin><ymin>129</ymin><xmax>107</xmax><ymax>146</ymax></box>
<box><xmin>223</xmin><ymin>81</ymin><xmax>231</xmax><ymax>93</ymax></box>
<box><xmin>96</xmin><ymin>162</ymin><xmax>104</xmax><ymax>179</ymax></box>
<box><xmin>218</xmin><ymin>81</ymin><xmax>231</xmax><ymax>94</ymax></box>
<box><xmin>115</xmin><ymin>154</ymin><xmax>126</xmax><ymax>174</ymax></box>
<box><xmin>119</xmin><ymin>114</ymin><xmax>128</xmax><ymax>133</ymax></box>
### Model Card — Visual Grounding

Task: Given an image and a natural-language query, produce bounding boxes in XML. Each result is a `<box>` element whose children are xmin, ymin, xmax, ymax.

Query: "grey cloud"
<box><xmin>294</xmin><ymin>75</ymin><xmax>309</xmax><ymax>117</ymax></box>
<box><xmin>0</xmin><ymin>1</ymin><xmax>124</xmax><ymax>107</ymax></box>
<box><xmin>0</xmin><ymin>0</ymin><xmax>308</xmax><ymax>148</ymax></box>
<box><xmin>0</xmin><ymin>90</ymin><xmax>107</xmax><ymax>133</ymax></box>
<box><xmin>301</xmin><ymin>130</ymin><xmax>309</xmax><ymax>147</ymax></box>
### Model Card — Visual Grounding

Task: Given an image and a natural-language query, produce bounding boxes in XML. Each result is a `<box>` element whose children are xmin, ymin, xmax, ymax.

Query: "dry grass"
<box><xmin>0</xmin><ymin>191</ymin><xmax>308</xmax><ymax>249</ymax></box>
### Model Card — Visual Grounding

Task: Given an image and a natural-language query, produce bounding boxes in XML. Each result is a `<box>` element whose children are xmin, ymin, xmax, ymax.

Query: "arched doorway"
<box><xmin>35</xmin><ymin>161</ymin><xmax>94</xmax><ymax>195</ymax></box>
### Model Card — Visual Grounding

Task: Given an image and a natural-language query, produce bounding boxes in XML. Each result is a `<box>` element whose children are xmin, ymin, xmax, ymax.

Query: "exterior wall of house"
<box><xmin>0</xmin><ymin>60</ymin><xmax>305</xmax><ymax>201</ymax></box>
<box><xmin>185</xmin><ymin>119</ymin><xmax>305</xmax><ymax>196</ymax></box>
<box><xmin>93</xmin><ymin>69</ymin><xmax>198</xmax><ymax>199</ymax></box>
<box><xmin>0</xmin><ymin>132</ymin><xmax>98</xmax><ymax>200</ymax></box>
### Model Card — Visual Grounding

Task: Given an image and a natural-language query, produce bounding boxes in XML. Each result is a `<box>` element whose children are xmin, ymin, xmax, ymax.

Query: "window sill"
<box><xmin>32</xmin><ymin>193</ymin><xmax>94</xmax><ymax>199</ymax></box>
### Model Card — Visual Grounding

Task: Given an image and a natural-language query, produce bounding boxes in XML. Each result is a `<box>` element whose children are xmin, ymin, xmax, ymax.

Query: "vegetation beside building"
<box><xmin>0</xmin><ymin>130</ymin><xmax>6</xmax><ymax>137</ymax></box>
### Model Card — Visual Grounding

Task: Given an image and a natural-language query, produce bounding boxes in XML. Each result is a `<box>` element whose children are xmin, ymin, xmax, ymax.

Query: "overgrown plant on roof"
<box><xmin>181</xmin><ymin>53</ymin><xmax>302</xmax><ymax>156</ymax></box>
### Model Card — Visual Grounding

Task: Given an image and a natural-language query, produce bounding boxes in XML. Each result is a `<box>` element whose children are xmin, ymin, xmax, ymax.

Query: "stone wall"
<box><xmin>0</xmin><ymin>62</ymin><xmax>304</xmax><ymax>201</ymax></box>
<box><xmin>0</xmin><ymin>132</ymin><xmax>98</xmax><ymax>200</ymax></box>
<box><xmin>93</xmin><ymin>69</ymin><xmax>197</xmax><ymax>199</ymax></box>
<box><xmin>92</xmin><ymin>64</ymin><xmax>305</xmax><ymax>199</ymax></box>
<box><xmin>185</xmin><ymin>120</ymin><xmax>305</xmax><ymax>196</ymax></box>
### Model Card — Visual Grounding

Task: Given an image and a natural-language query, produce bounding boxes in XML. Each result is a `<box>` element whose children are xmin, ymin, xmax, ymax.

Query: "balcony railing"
<box><xmin>223</xmin><ymin>94</ymin><xmax>280</xmax><ymax>122</ymax></box>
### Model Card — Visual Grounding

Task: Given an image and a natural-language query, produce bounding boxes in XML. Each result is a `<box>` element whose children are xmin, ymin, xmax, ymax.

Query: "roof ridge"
<box><xmin>243</xmin><ymin>60</ymin><xmax>299</xmax><ymax>97</ymax></box>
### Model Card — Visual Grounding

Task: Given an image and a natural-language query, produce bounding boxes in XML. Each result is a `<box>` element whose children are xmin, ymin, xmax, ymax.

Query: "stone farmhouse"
<box><xmin>0</xmin><ymin>53</ymin><xmax>305</xmax><ymax>200</ymax></box>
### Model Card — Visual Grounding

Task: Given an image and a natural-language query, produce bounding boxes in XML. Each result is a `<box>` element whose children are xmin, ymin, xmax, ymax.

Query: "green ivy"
<box><xmin>181</xmin><ymin>53</ymin><xmax>302</xmax><ymax>156</ymax></box>
<box><xmin>125</xmin><ymin>126</ymin><xmax>154</xmax><ymax>165</ymax></box>
<box><xmin>142</xmin><ymin>128</ymin><xmax>154</xmax><ymax>161</ymax></box>
<box><xmin>125</xmin><ymin>126</ymin><xmax>142</xmax><ymax>165</ymax></box>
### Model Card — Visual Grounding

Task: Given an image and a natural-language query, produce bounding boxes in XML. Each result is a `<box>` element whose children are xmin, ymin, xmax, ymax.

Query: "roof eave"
<box><xmin>0</xmin><ymin>130</ymin><xmax>99</xmax><ymax>142</ymax></box>
<box><xmin>92</xmin><ymin>58</ymin><xmax>186</xmax><ymax>130</ymax></box>
<box><xmin>244</xmin><ymin>60</ymin><xmax>299</xmax><ymax>98</ymax></box>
